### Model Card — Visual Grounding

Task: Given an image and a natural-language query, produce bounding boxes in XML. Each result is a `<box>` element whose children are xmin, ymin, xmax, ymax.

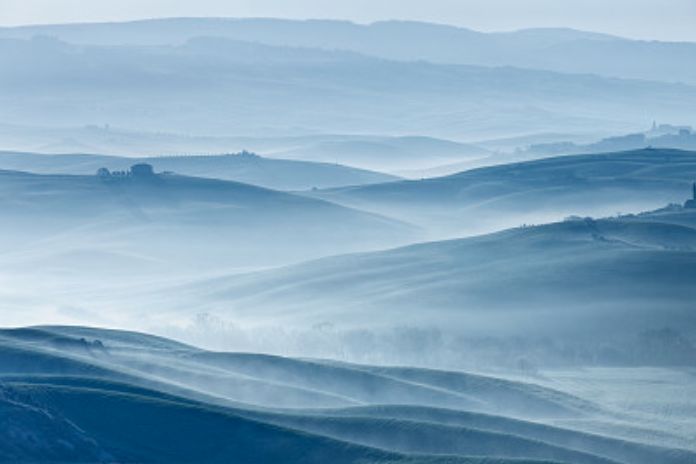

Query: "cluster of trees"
<box><xmin>177</xmin><ymin>314</ymin><xmax>696</xmax><ymax>371</ymax></box>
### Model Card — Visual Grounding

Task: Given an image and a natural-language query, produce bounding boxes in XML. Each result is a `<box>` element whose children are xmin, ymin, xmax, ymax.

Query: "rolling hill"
<box><xmin>4</xmin><ymin>16</ymin><xmax>696</xmax><ymax>464</ymax></box>
<box><xmin>175</xmin><ymin>207</ymin><xmax>696</xmax><ymax>367</ymax></box>
<box><xmin>0</xmin><ymin>125</ymin><xmax>490</xmax><ymax>174</ymax></box>
<box><xmin>0</xmin><ymin>169</ymin><xmax>417</xmax><ymax>274</ymax></box>
<box><xmin>267</xmin><ymin>135</ymin><xmax>491</xmax><ymax>172</ymax></box>
<box><xmin>0</xmin><ymin>150</ymin><xmax>399</xmax><ymax>191</ymax></box>
<box><xmin>308</xmin><ymin>148</ymin><xmax>696</xmax><ymax>236</ymax></box>
<box><xmin>1</xmin><ymin>325</ymin><xmax>694</xmax><ymax>463</ymax></box>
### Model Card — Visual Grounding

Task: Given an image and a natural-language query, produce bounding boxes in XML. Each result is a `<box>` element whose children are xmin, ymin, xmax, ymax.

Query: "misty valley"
<box><xmin>1</xmin><ymin>14</ymin><xmax>696</xmax><ymax>464</ymax></box>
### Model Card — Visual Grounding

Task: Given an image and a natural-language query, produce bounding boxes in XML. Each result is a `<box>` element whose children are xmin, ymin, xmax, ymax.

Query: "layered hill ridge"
<box><xmin>1</xmin><ymin>18</ymin><xmax>695</xmax><ymax>84</ymax></box>
<box><xmin>0</xmin><ymin>150</ymin><xmax>399</xmax><ymax>191</ymax></box>
<box><xmin>177</xmin><ymin>207</ymin><xmax>696</xmax><ymax>361</ymax></box>
<box><xmin>0</xmin><ymin>126</ymin><xmax>491</xmax><ymax>173</ymax></box>
<box><xmin>3</xmin><ymin>15</ymin><xmax>696</xmax><ymax>464</ymax></box>
<box><xmin>1</xmin><ymin>325</ymin><xmax>693</xmax><ymax>463</ymax></box>
<box><xmin>309</xmin><ymin>148</ymin><xmax>696</xmax><ymax>235</ymax></box>
<box><xmin>0</xmin><ymin>168</ymin><xmax>417</xmax><ymax>272</ymax></box>
<box><xmin>1</xmin><ymin>35</ymin><xmax>695</xmax><ymax>139</ymax></box>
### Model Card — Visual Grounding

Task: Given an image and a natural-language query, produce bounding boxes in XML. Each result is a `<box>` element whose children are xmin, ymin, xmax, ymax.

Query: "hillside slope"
<box><xmin>309</xmin><ymin>149</ymin><xmax>696</xmax><ymax>236</ymax></box>
<box><xmin>0</xmin><ymin>151</ymin><xmax>399</xmax><ymax>191</ymax></box>
<box><xmin>181</xmin><ymin>209</ymin><xmax>696</xmax><ymax>364</ymax></box>
<box><xmin>0</xmin><ymin>126</ymin><xmax>490</xmax><ymax>174</ymax></box>
<box><xmin>0</xmin><ymin>169</ymin><xmax>417</xmax><ymax>272</ymax></box>
<box><xmin>1</xmin><ymin>325</ymin><xmax>694</xmax><ymax>463</ymax></box>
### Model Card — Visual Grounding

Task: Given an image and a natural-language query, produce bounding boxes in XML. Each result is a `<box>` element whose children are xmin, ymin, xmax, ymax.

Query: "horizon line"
<box><xmin>1</xmin><ymin>15</ymin><xmax>690</xmax><ymax>44</ymax></box>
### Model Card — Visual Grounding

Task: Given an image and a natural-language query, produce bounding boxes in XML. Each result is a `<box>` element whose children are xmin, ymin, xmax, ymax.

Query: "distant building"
<box><xmin>130</xmin><ymin>163</ymin><xmax>155</xmax><ymax>177</ymax></box>
<box><xmin>96</xmin><ymin>163</ymin><xmax>156</xmax><ymax>179</ymax></box>
<box><xmin>685</xmin><ymin>182</ymin><xmax>696</xmax><ymax>209</ymax></box>
<box><xmin>648</xmin><ymin>122</ymin><xmax>693</xmax><ymax>137</ymax></box>
<box><xmin>238</xmin><ymin>150</ymin><xmax>260</xmax><ymax>159</ymax></box>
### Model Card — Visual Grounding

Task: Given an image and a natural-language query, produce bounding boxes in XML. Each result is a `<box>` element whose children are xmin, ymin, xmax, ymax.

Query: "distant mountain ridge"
<box><xmin>2</xmin><ymin>35</ymin><xmax>695</xmax><ymax>140</ymax></box>
<box><xmin>1</xmin><ymin>18</ymin><xmax>695</xmax><ymax>84</ymax></box>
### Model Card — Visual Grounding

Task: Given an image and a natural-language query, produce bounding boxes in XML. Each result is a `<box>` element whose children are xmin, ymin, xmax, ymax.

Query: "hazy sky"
<box><xmin>1</xmin><ymin>0</ymin><xmax>695</xmax><ymax>42</ymax></box>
